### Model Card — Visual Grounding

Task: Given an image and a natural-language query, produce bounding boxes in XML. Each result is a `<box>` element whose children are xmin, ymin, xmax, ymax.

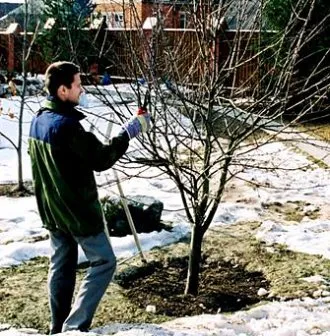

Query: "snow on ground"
<box><xmin>256</xmin><ymin>219</ymin><xmax>330</xmax><ymax>259</ymax></box>
<box><xmin>1</xmin><ymin>90</ymin><xmax>330</xmax><ymax>335</ymax></box>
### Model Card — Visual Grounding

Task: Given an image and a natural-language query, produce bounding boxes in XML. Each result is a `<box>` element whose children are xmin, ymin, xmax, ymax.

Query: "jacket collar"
<box><xmin>40</xmin><ymin>96</ymin><xmax>86</xmax><ymax>120</ymax></box>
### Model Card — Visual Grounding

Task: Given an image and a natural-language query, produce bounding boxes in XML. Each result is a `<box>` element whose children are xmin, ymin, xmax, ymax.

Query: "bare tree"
<box><xmin>42</xmin><ymin>0</ymin><xmax>330</xmax><ymax>295</ymax></box>
<box><xmin>0</xmin><ymin>0</ymin><xmax>40</xmax><ymax>193</ymax></box>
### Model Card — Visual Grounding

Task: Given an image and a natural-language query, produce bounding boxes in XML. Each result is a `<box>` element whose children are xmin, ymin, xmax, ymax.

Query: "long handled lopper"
<box><xmin>104</xmin><ymin>92</ymin><xmax>151</xmax><ymax>264</ymax></box>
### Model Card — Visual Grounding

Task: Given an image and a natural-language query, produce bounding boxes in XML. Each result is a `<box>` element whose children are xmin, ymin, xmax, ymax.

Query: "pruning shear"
<box><xmin>137</xmin><ymin>90</ymin><xmax>151</xmax><ymax>115</ymax></box>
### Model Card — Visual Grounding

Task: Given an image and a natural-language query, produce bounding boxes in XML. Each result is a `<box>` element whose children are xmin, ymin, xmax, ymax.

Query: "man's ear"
<box><xmin>57</xmin><ymin>84</ymin><xmax>68</xmax><ymax>100</ymax></box>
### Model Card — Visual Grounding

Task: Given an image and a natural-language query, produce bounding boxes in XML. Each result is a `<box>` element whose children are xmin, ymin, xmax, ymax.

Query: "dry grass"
<box><xmin>300</xmin><ymin>122</ymin><xmax>330</xmax><ymax>142</ymax></box>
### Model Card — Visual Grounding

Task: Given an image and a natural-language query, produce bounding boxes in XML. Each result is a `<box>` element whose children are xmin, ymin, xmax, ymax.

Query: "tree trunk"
<box><xmin>17</xmin><ymin>145</ymin><xmax>23</xmax><ymax>190</ymax></box>
<box><xmin>16</xmin><ymin>0</ymin><xmax>28</xmax><ymax>191</ymax></box>
<box><xmin>184</xmin><ymin>224</ymin><xmax>204</xmax><ymax>296</ymax></box>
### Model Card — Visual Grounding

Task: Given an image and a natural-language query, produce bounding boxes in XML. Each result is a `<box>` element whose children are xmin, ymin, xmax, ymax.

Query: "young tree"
<box><xmin>0</xmin><ymin>0</ymin><xmax>40</xmax><ymax>193</ymax></box>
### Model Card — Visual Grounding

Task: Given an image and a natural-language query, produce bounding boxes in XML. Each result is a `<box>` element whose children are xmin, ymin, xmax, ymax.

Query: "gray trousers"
<box><xmin>47</xmin><ymin>230</ymin><xmax>116</xmax><ymax>334</ymax></box>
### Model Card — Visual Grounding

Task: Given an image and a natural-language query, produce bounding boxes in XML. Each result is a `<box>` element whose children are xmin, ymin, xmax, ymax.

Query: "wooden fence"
<box><xmin>0</xmin><ymin>26</ymin><xmax>263</xmax><ymax>95</ymax></box>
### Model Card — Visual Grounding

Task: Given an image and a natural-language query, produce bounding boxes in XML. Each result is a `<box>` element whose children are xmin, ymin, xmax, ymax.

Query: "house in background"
<box><xmin>93</xmin><ymin>0</ymin><xmax>197</xmax><ymax>29</ymax></box>
<box><xmin>93</xmin><ymin>0</ymin><xmax>261</xmax><ymax>30</ymax></box>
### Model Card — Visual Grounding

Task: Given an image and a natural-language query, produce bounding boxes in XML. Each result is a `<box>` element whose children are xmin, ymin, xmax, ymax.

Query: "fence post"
<box><xmin>6</xmin><ymin>23</ymin><xmax>20</xmax><ymax>72</ymax></box>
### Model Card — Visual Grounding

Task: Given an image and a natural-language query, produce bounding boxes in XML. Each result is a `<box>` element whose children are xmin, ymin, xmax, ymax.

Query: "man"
<box><xmin>28</xmin><ymin>61</ymin><xmax>150</xmax><ymax>334</ymax></box>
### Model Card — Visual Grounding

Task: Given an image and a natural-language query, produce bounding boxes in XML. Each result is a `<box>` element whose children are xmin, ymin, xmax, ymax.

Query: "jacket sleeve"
<box><xmin>64</xmin><ymin>121</ymin><xmax>130</xmax><ymax>172</ymax></box>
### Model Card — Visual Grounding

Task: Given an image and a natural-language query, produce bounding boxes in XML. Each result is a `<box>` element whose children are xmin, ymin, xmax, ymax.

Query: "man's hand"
<box><xmin>122</xmin><ymin>109</ymin><xmax>151</xmax><ymax>139</ymax></box>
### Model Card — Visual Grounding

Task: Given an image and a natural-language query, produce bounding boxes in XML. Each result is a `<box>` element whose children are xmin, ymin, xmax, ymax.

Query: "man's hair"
<box><xmin>44</xmin><ymin>61</ymin><xmax>80</xmax><ymax>96</ymax></box>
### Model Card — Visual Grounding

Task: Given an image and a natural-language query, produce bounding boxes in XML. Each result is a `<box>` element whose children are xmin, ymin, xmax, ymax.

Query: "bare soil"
<box><xmin>116</xmin><ymin>256</ymin><xmax>269</xmax><ymax>317</ymax></box>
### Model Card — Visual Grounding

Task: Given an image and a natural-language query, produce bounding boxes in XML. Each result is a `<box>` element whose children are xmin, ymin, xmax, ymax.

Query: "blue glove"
<box><xmin>122</xmin><ymin>108</ymin><xmax>151</xmax><ymax>139</ymax></box>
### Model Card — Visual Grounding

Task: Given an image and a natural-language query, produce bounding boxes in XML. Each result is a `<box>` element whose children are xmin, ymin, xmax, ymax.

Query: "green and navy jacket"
<box><xmin>28</xmin><ymin>97</ymin><xmax>129</xmax><ymax>236</ymax></box>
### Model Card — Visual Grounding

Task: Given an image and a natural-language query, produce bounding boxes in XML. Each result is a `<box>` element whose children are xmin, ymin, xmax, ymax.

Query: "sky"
<box><xmin>1</xmin><ymin>86</ymin><xmax>330</xmax><ymax>335</ymax></box>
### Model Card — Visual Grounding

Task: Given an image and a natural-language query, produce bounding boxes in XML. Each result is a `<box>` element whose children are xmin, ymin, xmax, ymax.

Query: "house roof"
<box><xmin>0</xmin><ymin>3</ymin><xmax>21</xmax><ymax>19</ymax></box>
<box><xmin>0</xmin><ymin>0</ymin><xmax>44</xmax><ymax>30</ymax></box>
<box><xmin>224</xmin><ymin>0</ymin><xmax>262</xmax><ymax>30</ymax></box>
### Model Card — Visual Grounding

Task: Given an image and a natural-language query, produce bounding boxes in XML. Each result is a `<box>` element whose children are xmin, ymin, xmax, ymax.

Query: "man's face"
<box><xmin>61</xmin><ymin>73</ymin><xmax>84</xmax><ymax>104</ymax></box>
